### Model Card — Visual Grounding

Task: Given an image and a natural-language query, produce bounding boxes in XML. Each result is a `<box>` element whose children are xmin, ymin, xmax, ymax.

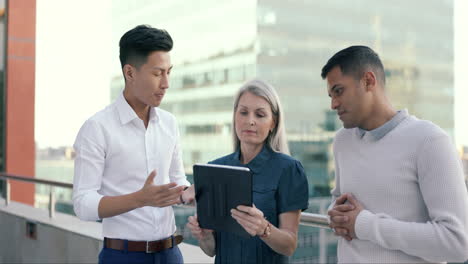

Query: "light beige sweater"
<box><xmin>332</xmin><ymin>111</ymin><xmax>468</xmax><ymax>263</ymax></box>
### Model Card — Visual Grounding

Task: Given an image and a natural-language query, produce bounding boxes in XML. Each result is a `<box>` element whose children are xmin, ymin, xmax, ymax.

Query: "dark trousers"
<box><xmin>98</xmin><ymin>242</ymin><xmax>184</xmax><ymax>264</ymax></box>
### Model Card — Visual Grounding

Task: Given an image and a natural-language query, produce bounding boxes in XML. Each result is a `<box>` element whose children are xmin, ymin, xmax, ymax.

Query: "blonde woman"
<box><xmin>187</xmin><ymin>79</ymin><xmax>309</xmax><ymax>263</ymax></box>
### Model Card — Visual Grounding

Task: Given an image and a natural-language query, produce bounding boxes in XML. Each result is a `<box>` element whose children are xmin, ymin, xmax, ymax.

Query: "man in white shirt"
<box><xmin>323</xmin><ymin>46</ymin><xmax>468</xmax><ymax>263</ymax></box>
<box><xmin>73</xmin><ymin>25</ymin><xmax>194</xmax><ymax>264</ymax></box>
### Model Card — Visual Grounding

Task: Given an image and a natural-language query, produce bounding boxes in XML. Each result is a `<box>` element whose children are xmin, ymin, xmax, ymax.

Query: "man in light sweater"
<box><xmin>323</xmin><ymin>45</ymin><xmax>468</xmax><ymax>263</ymax></box>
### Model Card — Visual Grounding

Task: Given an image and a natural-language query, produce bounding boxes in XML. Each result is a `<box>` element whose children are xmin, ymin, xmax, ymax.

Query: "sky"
<box><xmin>454</xmin><ymin>0</ymin><xmax>468</xmax><ymax>147</ymax></box>
<box><xmin>35</xmin><ymin>0</ymin><xmax>112</xmax><ymax>149</ymax></box>
<box><xmin>35</xmin><ymin>0</ymin><xmax>468</xmax><ymax>148</ymax></box>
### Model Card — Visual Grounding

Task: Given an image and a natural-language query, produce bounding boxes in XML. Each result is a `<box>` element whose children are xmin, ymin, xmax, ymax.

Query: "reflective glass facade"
<box><xmin>109</xmin><ymin>1</ymin><xmax>454</xmax><ymax>262</ymax></box>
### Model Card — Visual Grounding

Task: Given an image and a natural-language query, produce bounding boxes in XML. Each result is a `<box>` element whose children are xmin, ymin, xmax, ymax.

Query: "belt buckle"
<box><xmin>145</xmin><ymin>241</ymin><xmax>155</xmax><ymax>254</ymax></box>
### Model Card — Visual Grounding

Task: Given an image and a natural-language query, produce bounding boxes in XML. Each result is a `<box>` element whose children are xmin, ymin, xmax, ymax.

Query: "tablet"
<box><xmin>193</xmin><ymin>163</ymin><xmax>253</xmax><ymax>238</ymax></box>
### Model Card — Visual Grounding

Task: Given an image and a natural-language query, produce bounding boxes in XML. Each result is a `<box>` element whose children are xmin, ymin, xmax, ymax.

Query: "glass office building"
<box><xmin>110</xmin><ymin>0</ymin><xmax>453</xmax><ymax>262</ymax></box>
<box><xmin>112</xmin><ymin>0</ymin><xmax>453</xmax><ymax>193</ymax></box>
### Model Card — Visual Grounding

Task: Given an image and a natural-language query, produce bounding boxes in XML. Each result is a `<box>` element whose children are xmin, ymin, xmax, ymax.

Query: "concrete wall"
<box><xmin>0</xmin><ymin>200</ymin><xmax>102</xmax><ymax>263</ymax></box>
<box><xmin>0</xmin><ymin>199</ymin><xmax>214</xmax><ymax>263</ymax></box>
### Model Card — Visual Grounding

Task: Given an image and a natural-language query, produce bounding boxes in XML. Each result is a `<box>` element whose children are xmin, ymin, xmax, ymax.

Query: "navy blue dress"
<box><xmin>209</xmin><ymin>145</ymin><xmax>309</xmax><ymax>264</ymax></box>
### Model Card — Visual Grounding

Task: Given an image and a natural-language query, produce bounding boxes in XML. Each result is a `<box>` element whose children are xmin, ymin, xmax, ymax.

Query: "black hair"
<box><xmin>321</xmin><ymin>45</ymin><xmax>386</xmax><ymax>85</ymax></box>
<box><xmin>119</xmin><ymin>25</ymin><xmax>173</xmax><ymax>69</ymax></box>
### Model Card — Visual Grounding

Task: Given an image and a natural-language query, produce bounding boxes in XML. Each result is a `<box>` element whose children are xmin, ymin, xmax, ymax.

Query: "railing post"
<box><xmin>319</xmin><ymin>199</ymin><xmax>328</xmax><ymax>264</ymax></box>
<box><xmin>5</xmin><ymin>180</ymin><xmax>10</xmax><ymax>206</ymax></box>
<box><xmin>49</xmin><ymin>186</ymin><xmax>55</xmax><ymax>218</ymax></box>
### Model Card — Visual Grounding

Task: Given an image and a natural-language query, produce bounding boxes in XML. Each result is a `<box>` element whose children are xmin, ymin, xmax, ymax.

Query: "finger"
<box><xmin>344</xmin><ymin>235</ymin><xmax>353</xmax><ymax>241</ymax></box>
<box><xmin>232</xmin><ymin>212</ymin><xmax>263</xmax><ymax>231</ymax></box>
<box><xmin>186</xmin><ymin>220</ymin><xmax>195</xmax><ymax>228</ymax></box>
<box><xmin>144</xmin><ymin>170</ymin><xmax>157</xmax><ymax>186</ymax></box>
<box><xmin>150</xmin><ymin>183</ymin><xmax>179</xmax><ymax>197</ymax></box>
<box><xmin>234</xmin><ymin>213</ymin><xmax>264</xmax><ymax>228</ymax></box>
<box><xmin>156</xmin><ymin>192</ymin><xmax>183</xmax><ymax>205</ymax></box>
<box><xmin>232</xmin><ymin>215</ymin><xmax>257</xmax><ymax>236</ymax></box>
<box><xmin>334</xmin><ymin>227</ymin><xmax>348</xmax><ymax>236</ymax></box>
<box><xmin>190</xmin><ymin>225</ymin><xmax>203</xmax><ymax>234</ymax></box>
<box><xmin>188</xmin><ymin>216</ymin><xmax>199</xmax><ymax>226</ymax></box>
<box><xmin>330</xmin><ymin>215</ymin><xmax>349</xmax><ymax>224</ymax></box>
<box><xmin>157</xmin><ymin>198</ymin><xmax>180</xmax><ymax>207</ymax></box>
<box><xmin>183</xmin><ymin>195</ymin><xmax>194</xmax><ymax>204</ymax></box>
<box><xmin>160</xmin><ymin>183</ymin><xmax>182</xmax><ymax>191</ymax></box>
<box><xmin>236</xmin><ymin>205</ymin><xmax>252</xmax><ymax>213</ymax></box>
<box><xmin>189</xmin><ymin>228</ymin><xmax>203</xmax><ymax>239</ymax></box>
<box><xmin>328</xmin><ymin>209</ymin><xmax>347</xmax><ymax>217</ymax></box>
<box><xmin>345</xmin><ymin>193</ymin><xmax>360</xmax><ymax>206</ymax></box>
<box><xmin>335</xmin><ymin>194</ymin><xmax>348</xmax><ymax>205</ymax></box>
<box><xmin>168</xmin><ymin>189</ymin><xmax>184</xmax><ymax>201</ymax></box>
<box><xmin>186</xmin><ymin>222</ymin><xmax>198</xmax><ymax>232</ymax></box>
<box><xmin>231</xmin><ymin>208</ymin><xmax>265</xmax><ymax>229</ymax></box>
<box><xmin>334</xmin><ymin>204</ymin><xmax>355</xmax><ymax>212</ymax></box>
<box><xmin>157</xmin><ymin>185</ymin><xmax>185</xmax><ymax>198</ymax></box>
<box><xmin>237</xmin><ymin>205</ymin><xmax>262</xmax><ymax>217</ymax></box>
<box><xmin>231</xmin><ymin>209</ymin><xmax>250</xmax><ymax>220</ymax></box>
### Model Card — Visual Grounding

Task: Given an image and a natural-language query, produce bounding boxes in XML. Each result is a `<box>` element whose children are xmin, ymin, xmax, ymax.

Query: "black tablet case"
<box><xmin>193</xmin><ymin>163</ymin><xmax>253</xmax><ymax>238</ymax></box>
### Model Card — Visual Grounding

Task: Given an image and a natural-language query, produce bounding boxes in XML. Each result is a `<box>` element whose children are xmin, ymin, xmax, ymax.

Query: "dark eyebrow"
<box><xmin>328</xmin><ymin>84</ymin><xmax>342</xmax><ymax>97</ymax></box>
<box><xmin>152</xmin><ymin>65</ymin><xmax>173</xmax><ymax>71</ymax></box>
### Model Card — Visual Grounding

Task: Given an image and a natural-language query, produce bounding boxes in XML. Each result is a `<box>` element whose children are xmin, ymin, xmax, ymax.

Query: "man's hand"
<box><xmin>137</xmin><ymin>170</ymin><xmax>185</xmax><ymax>207</ymax></box>
<box><xmin>180</xmin><ymin>185</ymin><xmax>195</xmax><ymax>205</ymax></box>
<box><xmin>328</xmin><ymin>193</ymin><xmax>364</xmax><ymax>239</ymax></box>
<box><xmin>328</xmin><ymin>194</ymin><xmax>355</xmax><ymax>241</ymax></box>
<box><xmin>231</xmin><ymin>204</ymin><xmax>268</xmax><ymax>236</ymax></box>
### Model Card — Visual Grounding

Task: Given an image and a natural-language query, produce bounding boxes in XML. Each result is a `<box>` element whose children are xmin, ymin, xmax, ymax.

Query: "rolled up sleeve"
<box><xmin>72</xmin><ymin>120</ymin><xmax>106</xmax><ymax>221</ymax></box>
<box><xmin>168</xmin><ymin>119</ymin><xmax>190</xmax><ymax>187</ymax></box>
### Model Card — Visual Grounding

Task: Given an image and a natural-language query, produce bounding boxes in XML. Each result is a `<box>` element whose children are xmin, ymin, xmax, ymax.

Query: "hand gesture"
<box><xmin>138</xmin><ymin>170</ymin><xmax>185</xmax><ymax>207</ymax></box>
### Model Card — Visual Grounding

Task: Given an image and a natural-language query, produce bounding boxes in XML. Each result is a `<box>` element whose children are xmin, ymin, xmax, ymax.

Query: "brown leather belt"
<box><xmin>105</xmin><ymin>235</ymin><xmax>183</xmax><ymax>253</ymax></box>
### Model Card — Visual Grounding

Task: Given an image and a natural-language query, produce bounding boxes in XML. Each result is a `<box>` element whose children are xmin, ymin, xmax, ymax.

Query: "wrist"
<box><xmin>179</xmin><ymin>186</ymin><xmax>190</xmax><ymax>205</ymax></box>
<box><xmin>133</xmin><ymin>190</ymin><xmax>146</xmax><ymax>208</ymax></box>
<box><xmin>259</xmin><ymin>220</ymin><xmax>271</xmax><ymax>238</ymax></box>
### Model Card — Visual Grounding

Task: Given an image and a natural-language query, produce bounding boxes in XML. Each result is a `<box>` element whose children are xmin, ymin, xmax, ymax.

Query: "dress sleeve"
<box><xmin>277</xmin><ymin>160</ymin><xmax>309</xmax><ymax>214</ymax></box>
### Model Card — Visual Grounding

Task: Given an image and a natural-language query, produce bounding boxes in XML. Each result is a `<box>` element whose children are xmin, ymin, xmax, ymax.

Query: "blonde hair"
<box><xmin>232</xmin><ymin>79</ymin><xmax>290</xmax><ymax>155</ymax></box>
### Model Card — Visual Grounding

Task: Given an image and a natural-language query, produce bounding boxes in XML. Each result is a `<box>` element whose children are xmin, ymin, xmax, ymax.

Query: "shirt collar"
<box><xmin>116</xmin><ymin>92</ymin><xmax>159</xmax><ymax>125</ymax></box>
<box><xmin>357</xmin><ymin>109</ymin><xmax>408</xmax><ymax>141</ymax></box>
<box><xmin>231</xmin><ymin>144</ymin><xmax>273</xmax><ymax>174</ymax></box>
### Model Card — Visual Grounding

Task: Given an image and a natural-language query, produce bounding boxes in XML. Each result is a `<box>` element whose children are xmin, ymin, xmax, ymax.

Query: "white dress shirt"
<box><xmin>73</xmin><ymin>93</ymin><xmax>190</xmax><ymax>241</ymax></box>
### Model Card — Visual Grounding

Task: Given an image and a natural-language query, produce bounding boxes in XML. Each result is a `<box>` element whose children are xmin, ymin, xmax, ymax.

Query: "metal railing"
<box><xmin>300</xmin><ymin>212</ymin><xmax>330</xmax><ymax>229</ymax></box>
<box><xmin>0</xmin><ymin>173</ymin><xmax>330</xmax><ymax>229</ymax></box>
<box><xmin>0</xmin><ymin>173</ymin><xmax>73</xmax><ymax>218</ymax></box>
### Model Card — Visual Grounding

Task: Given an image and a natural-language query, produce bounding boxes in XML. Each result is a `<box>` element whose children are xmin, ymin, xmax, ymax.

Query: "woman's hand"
<box><xmin>186</xmin><ymin>214</ymin><xmax>216</xmax><ymax>257</ymax></box>
<box><xmin>231</xmin><ymin>204</ymin><xmax>269</xmax><ymax>236</ymax></box>
<box><xmin>187</xmin><ymin>215</ymin><xmax>213</xmax><ymax>241</ymax></box>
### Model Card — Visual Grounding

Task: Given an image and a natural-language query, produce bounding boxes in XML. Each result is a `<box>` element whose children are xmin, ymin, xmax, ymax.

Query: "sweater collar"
<box><xmin>357</xmin><ymin>109</ymin><xmax>409</xmax><ymax>141</ymax></box>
